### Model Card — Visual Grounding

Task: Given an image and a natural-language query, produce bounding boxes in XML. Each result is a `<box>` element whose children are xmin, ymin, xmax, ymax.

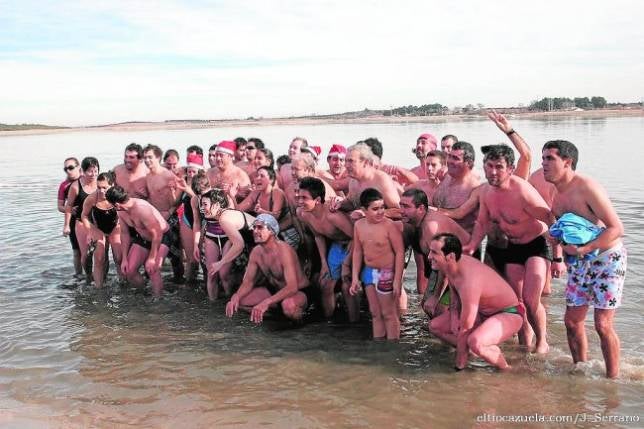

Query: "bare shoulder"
<box><xmin>574</xmin><ymin>172</ymin><xmax>604</xmax><ymax>192</ymax></box>
<box><xmin>354</xmin><ymin>218</ymin><xmax>366</xmax><ymax>230</ymax></box>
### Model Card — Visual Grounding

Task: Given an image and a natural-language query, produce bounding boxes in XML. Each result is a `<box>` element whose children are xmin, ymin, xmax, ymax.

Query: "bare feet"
<box><xmin>535</xmin><ymin>341</ymin><xmax>550</xmax><ymax>355</ymax></box>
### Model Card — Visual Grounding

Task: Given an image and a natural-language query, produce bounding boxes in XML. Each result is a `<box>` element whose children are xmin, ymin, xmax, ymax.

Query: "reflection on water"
<box><xmin>1</xmin><ymin>117</ymin><xmax>643</xmax><ymax>427</ymax></box>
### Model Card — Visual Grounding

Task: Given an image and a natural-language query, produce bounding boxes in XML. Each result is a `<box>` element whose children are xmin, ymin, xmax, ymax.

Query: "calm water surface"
<box><xmin>1</xmin><ymin>116</ymin><xmax>643</xmax><ymax>428</ymax></box>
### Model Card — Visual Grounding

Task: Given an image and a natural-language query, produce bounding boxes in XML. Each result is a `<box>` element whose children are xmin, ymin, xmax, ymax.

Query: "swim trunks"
<box><xmin>327</xmin><ymin>242</ymin><xmax>350</xmax><ymax>281</ymax></box>
<box><xmin>504</xmin><ymin>235</ymin><xmax>552</xmax><ymax>265</ymax></box>
<box><xmin>565</xmin><ymin>244</ymin><xmax>627</xmax><ymax>309</ymax></box>
<box><xmin>128</xmin><ymin>226</ymin><xmax>172</xmax><ymax>251</ymax></box>
<box><xmin>360</xmin><ymin>266</ymin><xmax>395</xmax><ymax>295</ymax></box>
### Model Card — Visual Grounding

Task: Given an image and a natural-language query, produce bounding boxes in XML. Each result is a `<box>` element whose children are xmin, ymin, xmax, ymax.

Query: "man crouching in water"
<box><xmin>225</xmin><ymin>214</ymin><xmax>310</xmax><ymax>324</ymax></box>
<box><xmin>429</xmin><ymin>233</ymin><xmax>523</xmax><ymax>371</ymax></box>
<box><xmin>106</xmin><ymin>185</ymin><xmax>169</xmax><ymax>296</ymax></box>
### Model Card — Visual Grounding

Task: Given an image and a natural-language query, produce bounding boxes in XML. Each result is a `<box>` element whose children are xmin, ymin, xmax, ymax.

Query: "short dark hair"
<box><xmin>125</xmin><ymin>143</ymin><xmax>143</xmax><ymax>159</ymax></box>
<box><xmin>432</xmin><ymin>233</ymin><xmax>463</xmax><ymax>261</ymax></box>
<box><xmin>248</xmin><ymin>137</ymin><xmax>264</xmax><ymax>149</ymax></box>
<box><xmin>426</xmin><ymin>150</ymin><xmax>447</xmax><ymax>164</ymax></box>
<box><xmin>187</xmin><ymin>145</ymin><xmax>203</xmax><ymax>156</ymax></box>
<box><xmin>81</xmin><ymin>156</ymin><xmax>100</xmax><ymax>172</ymax></box>
<box><xmin>163</xmin><ymin>149</ymin><xmax>179</xmax><ymax>162</ymax></box>
<box><xmin>402</xmin><ymin>188</ymin><xmax>428</xmax><ymax>210</ymax></box>
<box><xmin>542</xmin><ymin>140</ymin><xmax>579</xmax><ymax>170</ymax></box>
<box><xmin>143</xmin><ymin>144</ymin><xmax>163</xmax><ymax>159</ymax></box>
<box><xmin>441</xmin><ymin>134</ymin><xmax>458</xmax><ymax>144</ymax></box>
<box><xmin>276</xmin><ymin>155</ymin><xmax>291</xmax><ymax>170</ymax></box>
<box><xmin>298</xmin><ymin>176</ymin><xmax>325</xmax><ymax>202</ymax></box>
<box><xmin>452</xmin><ymin>141</ymin><xmax>475</xmax><ymax>168</ymax></box>
<box><xmin>234</xmin><ymin>137</ymin><xmax>247</xmax><ymax>148</ymax></box>
<box><xmin>64</xmin><ymin>157</ymin><xmax>79</xmax><ymax>165</ymax></box>
<box><xmin>481</xmin><ymin>144</ymin><xmax>515</xmax><ymax>167</ymax></box>
<box><xmin>362</xmin><ymin>137</ymin><xmax>383</xmax><ymax>159</ymax></box>
<box><xmin>106</xmin><ymin>185</ymin><xmax>128</xmax><ymax>204</ymax></box>
<box><xmin>359</xmin><ymin>187</ymin><xmax>383</xmax><ymax>208</ymax></box>
<box><xmin>97</xmin><ymin>171</ymin><xmax>114</xmax><ymax>185</ymax></box>
<box><xmin>257</xmin><ymin>166</ymin><xmax>276</xmax><ymax>184</ymax></box>
<box><xmin>208</xmin><ymin>143</ymin><xmax>218</xmax><ymax>152</ymax></box>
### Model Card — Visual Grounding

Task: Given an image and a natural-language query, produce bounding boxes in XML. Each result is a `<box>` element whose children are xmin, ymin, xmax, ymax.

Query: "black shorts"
<box><xmin>505</xmin><ymin>235</ymin><xmax>552</xmax><ymax>265</ymax></box>
<box><xmin>129</xmin><ymin>227</ymin><xmax>173</xmax><ymax>251</ymax></box>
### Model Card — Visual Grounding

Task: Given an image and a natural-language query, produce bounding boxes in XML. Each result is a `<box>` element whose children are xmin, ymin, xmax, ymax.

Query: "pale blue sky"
<box><xmin>1</xmin><ymin>0</ymin><xmax>642</xmax><ymax>126</ymax></box>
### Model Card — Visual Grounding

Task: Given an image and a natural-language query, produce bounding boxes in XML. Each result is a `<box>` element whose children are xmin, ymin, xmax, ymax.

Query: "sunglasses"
<box><xmin>63</xmin><ymin>165</ymin><xmax>78</xmax><ymax>172</ymax></box>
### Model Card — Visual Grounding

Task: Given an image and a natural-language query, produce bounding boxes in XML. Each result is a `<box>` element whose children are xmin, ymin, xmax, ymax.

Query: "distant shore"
<box><xmin>1</xmin><ymin>108</ymin><xmax>642</xmax><ymax>137</ymax></box>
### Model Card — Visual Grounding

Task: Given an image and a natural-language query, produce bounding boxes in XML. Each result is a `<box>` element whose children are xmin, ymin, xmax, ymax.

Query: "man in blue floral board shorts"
<box><xmin>542</xmin><ymin>140</ymin><xmax>626</xmax><ymax>379</ymax></box>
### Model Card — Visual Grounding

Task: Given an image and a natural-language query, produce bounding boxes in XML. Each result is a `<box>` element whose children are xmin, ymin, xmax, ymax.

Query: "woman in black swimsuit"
<box><xmin>200</xmin><ymin>189</ymin><xmax>256</xmax><ymax>300</ymax></box>
<box><xmin>80</xmin><ymin>172</ymin><xmax>122</xmax><ymax>288</ymax></box>
<box><xmin>64</xmin><ymin>157</ymin><xmax>99</xmax><ymax>280</ymax></box>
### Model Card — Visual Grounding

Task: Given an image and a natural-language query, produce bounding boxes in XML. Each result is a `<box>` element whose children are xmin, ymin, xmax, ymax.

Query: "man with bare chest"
<box><xmin>542</xmin><ymin>140</ymin><xmax>626</xmax><ymax>378</ymax></box>
<box><xmin>207</xmin><ymin>140</ymin><xmax>251</xmax><ymax>202</ymax></box>
<box><xmin>143</xmin><ymin>144</ymin><xmax>184</xmax><ymax>281</ymax></box>
<box><xmin>337</xmin><ymin>142</ymin><xmax>401</xmax><ymax>212</ymax></box>
<box><xmin>410</xmin><ymin>133</ymin><xmax>438</xmax><ymax>180</ymax></box>
<box><xmin>431</xmin><ymin>142</ymin><xmax>480</xmax><ymax>233</ymax></box>
<box><xmin>225</xmin><ymin>214</ymin><xmax>310</xmax><ymax>324</ymax></box>
<box><xmin>113</xmin><ymin>143</ymin><xmax>149</xmax><ymax>199</ymax></box>
<box><xmin>297</xmin><ymin>177</ymin><xmax>358</xmax><ymax>322</ymax></box>
<box><xmin>106</xmin><ymin>186</ymin><xmax>170</xmax><ymax>296</ymax></box>
<box><xmin>429</xmin><ymin>234</ymin><xmax>523</xmax><ymax>371</ymax></box>
<box><xmin>464</xmin><ymin>145</ymin><xmax>552</xmax><ymax>354</ymax></box>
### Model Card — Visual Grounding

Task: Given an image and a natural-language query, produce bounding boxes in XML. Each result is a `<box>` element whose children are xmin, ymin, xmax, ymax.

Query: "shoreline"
<box><xmin>1</xmin><ymin>109</ymin><xmax>642</xmax><ymax>137</ymax></box>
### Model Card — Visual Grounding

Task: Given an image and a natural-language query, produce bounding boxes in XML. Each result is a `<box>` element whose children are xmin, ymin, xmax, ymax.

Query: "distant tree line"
<box><xmin>383</xmin><ymin>103</ymin><xmax>448</xmax><ymax>116</ymax></box>
<box><xmin>530</xmin><ymin>96</ymin><xmax>607</xmax><ymax>111</ymax></box>
<box><xmin>0</xmin><ymin>123</ymin><xmax>67</xmax><ymax>131</ymax></box>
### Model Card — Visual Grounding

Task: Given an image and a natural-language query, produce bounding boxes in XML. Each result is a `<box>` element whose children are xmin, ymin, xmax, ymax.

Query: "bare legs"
<box><xmin>467</xmin><ymin>313</ymin><xmax>523</xmax><ymax>369</ymax></box>
<box><xmin>505</xmin><ymin>257</ymin><xmax>549</xmax><ymax>353</ymax></box>
<box><xmin>238</xmin><ymin>287</ymin><xmax>307</xmax><ymax>322</ymax></box>
<box><xmin>203</xmin><ymin>239</ymin><xmax>223</xmax><ymax>300</ymax></box>
<box><xmin>364</xmin><ymin>286</ymin><xmax>399</xmax><ymax>340</ymax></box>
<box><xmin>565</xmin><ymin>306</ymin><xmax>620</xmax><ymax>378</ymax></box>
<box><xmin>179</xmin><ymin>222</ymin><xmax>197</xmax><ymax>283</ymax></box>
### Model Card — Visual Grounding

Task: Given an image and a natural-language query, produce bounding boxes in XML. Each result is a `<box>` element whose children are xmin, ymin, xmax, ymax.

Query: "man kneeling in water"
<box><xmin>428</xmin><ymin>233</ymin><xmax>523</xmax><ymax>371</ymax></box>
<box><xmin>106</xmin><ymin>185</ymin><xmax>170</xmax><ymax>296</ymax></box>
<box><xmin>225</xmin><ymin>214</ymin><xmax>310</xmax><ymax>324</ymax></box>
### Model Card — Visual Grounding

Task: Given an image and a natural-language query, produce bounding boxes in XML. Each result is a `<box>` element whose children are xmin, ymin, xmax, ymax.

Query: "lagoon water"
<box><xmin>1</xmin><ymin>116</ymin><xmax>643</xmax><ymax>428</ymax></box>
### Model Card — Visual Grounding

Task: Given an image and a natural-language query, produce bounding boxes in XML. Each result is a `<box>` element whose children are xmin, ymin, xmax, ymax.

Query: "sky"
<box><xmin>1</xmin><ymin>0</ymin><xmax>643</xmax><ymax>126</ymax></box>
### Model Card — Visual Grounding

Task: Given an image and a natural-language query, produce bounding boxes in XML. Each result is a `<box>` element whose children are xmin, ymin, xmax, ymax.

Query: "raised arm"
<box><xmin>488</xmin><ymin>110</ymin><xmax>532</xmax><ymax>180</ymax></box>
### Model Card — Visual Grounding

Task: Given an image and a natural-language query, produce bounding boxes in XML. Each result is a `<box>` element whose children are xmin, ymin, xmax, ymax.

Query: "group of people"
<box><xmin>57</xmin><ymin>112</ymin><xmax>627</xmax><ymax>378</ymax></box>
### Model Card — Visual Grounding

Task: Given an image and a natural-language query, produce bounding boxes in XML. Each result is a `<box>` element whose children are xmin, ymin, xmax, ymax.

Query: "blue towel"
<box><xmin>549</xmin><ymin>212</ymin><xmax>604</xmax><ymax>245</ymax></box>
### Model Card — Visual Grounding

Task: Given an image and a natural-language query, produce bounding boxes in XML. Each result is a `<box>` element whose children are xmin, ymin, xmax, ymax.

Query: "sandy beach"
<box><xmin>1</xmin><ymin>108</ymin><xmax>641</xmax><ymax>137</ymax></box>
